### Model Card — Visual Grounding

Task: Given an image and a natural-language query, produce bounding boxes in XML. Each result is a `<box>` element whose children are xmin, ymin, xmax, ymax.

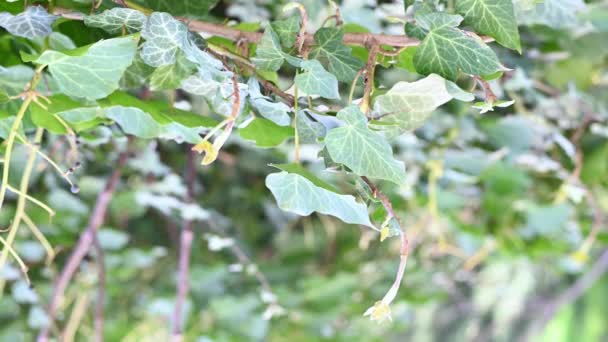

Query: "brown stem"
<box><xmin>37</xmin><ymin>150</ymin><xmax>129</xmax><ymax>342</ymax></box>
<box><xmin>52</xmin><ymin>7</ymin><xmax>493</xmax><ymax>49</ymax></box>
<box><xmin>360</xmin><ymin>43</ymin><xmax>379</xmax><ymax>115</ymax></box>
<box><xmin>92</xmin><ymin>235</ymin><xmax>105</xmax><ymax>342</ymax></box>
<box><xmin>474</xmin><ymin>76</ymin><xmax>497</xmax><ymax>103</ymax></box>
<box><xmin>172</xmin><ymin>147</ymin><xmax>197</xmax><ymax>341</ymax></box>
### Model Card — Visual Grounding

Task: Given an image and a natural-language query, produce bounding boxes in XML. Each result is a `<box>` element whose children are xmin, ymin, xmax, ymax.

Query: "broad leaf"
<box><xmin>141</xmin><ymin>12</ymin><xmax>188</xmax><ymax>67</ymax></box>
<box><xmin>0</xmin><ymin>6</ymin><xmax>56</xmax><ymax>39</ymax></box>
<box><xmin>33</xmin><ymin>36</ymin><xmax>138</xmax><ymax>100</ymax></box>
<box><xmin>372</xmin><ymin>74</ymin><xmax>473</xmax><ymax>131</ymax></box>
<box><xmin>149</xmin><ymin>52</ymin><xmax>196</xmax><ymax>90</ymax></box>
<box><xmin>296</xmin><ymin>110</ymin><xmax>326</xmax><ymax>144</ymax></box>
<box><xmin>0</xmin><ymin>89</ymin><xmax>8</xmax><ymax>104</ymax></box>
<box><xmin>266</xmin><ymin>172</ymin><xmax>374</xmax><ymax>227</ymax></box>
<box><xmin>456</xmin><ymin>0</ymin><xmax>521</xmax><ymax>52</ymax></box>
<box><xmin>252</xmin><ymin>26</ymin><xmax>285</xmax><ymax>72</ymax></box>
<box><xmin>84</xmin><ymin>8</ymin><xmax>147</xmax><ymax>34</ymax></box>
<box><xmin>105</xmin><ymin>106</ymin><xmax>163</xmax><ymax>139</ymax></box>
<box><xmin>514</xmin><ymin>0</ymin><xmax>586</xmax><ymax>29</ymax></box>
<box><xmin>248</xmin><ymin>78</ymin><xmax>291</xmax><ymax>126</ymax></box>
<box><xmin>325</xmin><ymin>106</ymin><xmax>406</xmax><ymax>185</ymax></box>
<box><xmin>271</xmin><ymin>15</ymin><xmax>300</xmax><ymax>49</ymax></box>
<box><xmin>413</xmin><ymin>13</ymin><xmax>503</xmax><ymax>80</ymax></box>
<box><xmin>239</xmin><ymin>118</ymin><xmax>294</xmax><ymax>148</ymax></box>
<box><xmin>294</xmin><ymin>60</ymin><xmax>340</xmax><ymax>99</ymax></box>
<box><xmin>309</xmin><ymin>27</ymin><xmax>364</xmax><ymax>83</ymax></box>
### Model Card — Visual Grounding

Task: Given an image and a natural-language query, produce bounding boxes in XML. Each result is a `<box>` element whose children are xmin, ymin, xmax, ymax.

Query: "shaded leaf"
<box><xmin>248</xmin><ymin>77</ymin><xmax>291</xmax><ymax>126</ymax></box>
<box><xmin>0</xmin><ymin>6</ymin><xmax>56</xmax><ymax>39</ymax></box>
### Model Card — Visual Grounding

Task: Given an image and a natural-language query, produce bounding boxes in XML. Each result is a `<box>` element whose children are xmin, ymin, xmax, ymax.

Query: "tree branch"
<box><xmin>52</xmin><ymin>8</ymin><xmax>492</xmax><ymax>49</ymax></box>
<box><xmin>92</xmin><ymin>235</ymin><xmax>105</xmax><ymax>342</ymax></box>
<box><xmin>37</xmin><ymin>150</ymin><xmax>129</xmax><ymax>342</ymax></box>
<box><xmin>172</xmin><ymin>146</ymin><xmax>196</xmax><ymax>342</ymax></box>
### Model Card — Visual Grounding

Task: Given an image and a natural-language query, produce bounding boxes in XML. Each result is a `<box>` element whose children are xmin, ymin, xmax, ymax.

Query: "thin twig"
<box><xmin>37</xmin><ymin>150</ymin><xmax>129</xmax><ymax>342</ymax></box>
<box><xmin>172</xmin><ymin>147</ymin><xmax>196</xmax><ymax>342</ymax></box>
<box><xmin>92</xmin><ymin>235</ymin><xmax>105</xmax><ymax>342</ymax></box>
<box><xmin>360</xmin><ymin>43</ymin><xmax>379</xmax><ymax>115</ymax></box>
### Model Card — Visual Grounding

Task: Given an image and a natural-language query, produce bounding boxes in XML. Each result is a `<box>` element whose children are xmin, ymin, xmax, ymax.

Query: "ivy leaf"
<box><xmin>149</xmin><ymin>52</ymin><xmax>196</xmax><ymax>90</ymax></box>
<box><xmin>252</xmin><ymin>26</ymin><xmax>286</xmax><ymax>72</ymax></box>
<box><xmin>514</xmin><ymin>0</ymin><xmax>586</xmax><ymax>29</ymax></box>
<box><xmin>296</xmin><ymin>110</ymin><xmax>326</xmax><ymax>144</ymax></box>
<box><xmin>104</xmin><ymin>106</ymin><xmax>163</xmax><ymax>139</ymax></box>
<box><xmin>294</xmin><ymin>60</ymin><xmax>340</xmax><ymax>99</ymax></box>
<box><xmin>84</xmin><ymin>8</ymin><xmax>147</xmax><ymax>34</ymax></box>
<box><xmin>413</xmin><ymin>13</ymin><xmax>503</xmax><ymax>81</ymax></box>
<box><xmin>372</xmin><ymin>74</ymin><xmax>473</xmax><ymax>131</ymax></box>
<box><xmin>456</xmin><ymin>0</ymin><xmax>521</xmax><ymax>52</ymax></box>
<box><xmin>33</xmin><ymin>36</ymin><xmax>138</xmax><ymax>100</ymax></box>
<box><xmin>141</xmin><ymin>12</ymin><xmax>188</xmax><ymax>67</ymax></box>
<box><xmin>309</xmin><ymin>27</ymin><xmax>364</xmax><ymax>83</ymax></box>
<box><xmin>239</xmin><ymin>118</ymin><xmax>294</xmax><ymax>148</ymax></box>
<box><xmin>271</xmin><ymin>15</ymin><xmax>300</xmax><ymax>49</ymax></box>
<box><xmin>0</xmin><ymin>6</ymin><xmax>56</xmax><ymax>39</ymax></box>
<box><xmin>248</xmin><ymin>78</ymin><xmax>291</xmax><ymax>126</ymax></box>
<box><xmin>325</xmin><ymin>106</ymin><xmax>406</xmax><ymax>185</ymax></box>
<box><xmin>266</xmin><ymin>172</ymin><xmax>374</xmax><ymax>227</ymax></box>
<box><xmin>137</xmin><ymin>0</ymin><xmax>219</xmax><ymax>19</ymax></box>
<box><xmin>120</xmin><ymin>53</ymin><xmax>155</xmax><ymax>88</ymax></box>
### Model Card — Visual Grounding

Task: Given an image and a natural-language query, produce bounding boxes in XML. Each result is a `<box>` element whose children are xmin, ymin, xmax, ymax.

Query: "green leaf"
<box><xmin>413</xmin><ymin>13</ymin><xmax>503</xmax><ymax>81</ymax></box>
<box><xmin>0</xmin><ymin>6</ymin><xmax>56</xmax><ymax>39</ymax></box>
<box><xmin>309</xmin><ymin>27</ymin><xmax>364</xmax><ymax>83</ymax></box>
<box><xmin>248</xmin><ymin>78</ymin><xmax>291</xmax><ymax>126</ymax></box>
<box><xmin>84</xmin><ymin>8</ymin><xmax>147</xmax><ymax>34</ymax></box>
<box><xmin>456</xmin><ymin>0</ymin><xmax>521</xmax><ymax>52</ymax></box>
<box><xmin>514</xmin><ymin>0</ymin><xmax>586</xmax><ymax>29</ymax></box>
<box><xmin>294</xmin><ymin>60</ymin><xmax>340</xmax><ymax>99</ymax></box>
<box><xmin>33</xmin><ymin>36</ymin><xmax>138</xmax><ymax>100</ymax></box>
<box><xmin>271</xmin><ymin>15</ymin><xmax>300</xmax><ymax>49</ymax></box>
<box><xmin>149</xmin><ymin>52</ymin><xmax>196</xmax><ymax>90</ymax></box>
<box><xmin>270</xmin><ymin>163</ymin><xmax>338</xmax><ymax>193</ymax></box>
<box><xmin>265</xmin><ymin>172</ymin><xmax>374</xmax><ymax>227</ymax></box>
<box><xmin>29</xmin><ymin>94</ymin><xmax>105</xmax><ymax>133</ymax></box>
<box><xmin>0</xmin><ymin>89</ymin><xmax>9</xmax><ymax>104</ymax></box>
<box><xmin>239</xmin><ymin>118</ymin><xmax>294</xmax><ymax>148</ymax></box>
<box><xmin>104</xmin><ymin>106</ymin><xmax>163</xmax><ymax>139</ymax></box>
<box><xmin>252</xmin><ymin>26</ymin><xmax>286</xmax><ymax>72</ymax></box>
<box><xmin>325</xmin><ymin>106</ymin><xmax>406</xmax><ymax>185</ymax></box>
<box><xmin>141</xmin><ymin>12</ymin><xmax>188</xmax><ymax>67</ymax></box>
<box><xmin>296</xmin><ymin>110</ymin><xmax>326</xmax><ymax>144</ymax></box>
<box><xmin>120</xmin><ymin>53</ymin><xmax>155</xmax><ymax>88</ymax></box>
<box><xmin>372</xmin><ymin>74</ymin><xmax>473</xmax><ymax>131</ymax></box>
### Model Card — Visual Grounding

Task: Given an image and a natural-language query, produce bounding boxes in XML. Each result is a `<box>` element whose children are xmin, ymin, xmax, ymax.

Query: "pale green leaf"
<box><xmin>252</xmin><ymin>26</ymin><xmax>286</xmax><ymax>72</ymax></box>
<box><xmin>266</xmin><ymin>172</ymin><xmax>374</xmax><ymax>227</ymax></box>
<box><xmin>413</xmin><ymin>13</ymin><xmax>503</xmax><ymax>80</ymax></box>
<box><xmin>33</xmin><ymin>36</ymin><xmax>138</xmax><ymax>100</ymax></box>
<box><xmin>271</xmin><ymin>15</ymin><xmax>300</xmax><ymax>48</ymax></box>
<box><xmin>84</xmin><ymin>8</ymin><xmax>147</xmax><ymax>34</ymax></box>
<box><xmin>141</xmin><ymin>12</ymin><xmax>188</xmax><ymax>67</ymax></box>
<box><xmin>248</xmin><ymin>78</ymin><xmax>291</xmax><ymax>126</ymax></box>
<box><xmin>325</xmin><ymin>106</ymin><xmax>406</xmax><ymax>185</ymax></box>
<box><xmin>296</xmin><ymin>110</ymin><xmax>326</xmax><ymax>144</ymax></box>
<box><xmin>456</xmin><ymin>0</ymin><xmax>521</xmax><ymax>52</ymax></box>
<box><xmin>372</xmin><ymin>74</ymin><xmax>472</xmax><ymax>131</ymax></box>
<box><xmin>0</xmin><ymin>6</ymin><xmax>56</xmax><ymax>39</ymax></box>
<box><xmin>294</xmin><ymin>60</ymin><xmax>340</xmax><ymax>99</ymax></box>
<box><xmin>514</xmin><ymin>0</ymin><xmax>586</xmax><ymax>29</ymax></box>
<box><xmin>309</xmin><ymin>27</ymin><xmax>364</xmax><ymax>83</ymax></box>
<box><xmin>104</xmin><ymin>106</ymin><xmax>163</xmax><ymax>139</ymax></box>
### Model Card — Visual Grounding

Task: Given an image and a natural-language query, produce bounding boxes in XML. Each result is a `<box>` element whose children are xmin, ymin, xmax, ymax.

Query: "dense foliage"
<box><xmin>1</xmin><ymin>0</ymin><xmax>607</xmax><ymax>341</ymax></box>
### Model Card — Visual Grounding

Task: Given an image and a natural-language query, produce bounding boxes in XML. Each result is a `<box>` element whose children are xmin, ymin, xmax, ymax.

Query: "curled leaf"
<box><xmin>192</xmin><ymin>140</ymin><xmax>218</xmax><ymax>166</ymax></box>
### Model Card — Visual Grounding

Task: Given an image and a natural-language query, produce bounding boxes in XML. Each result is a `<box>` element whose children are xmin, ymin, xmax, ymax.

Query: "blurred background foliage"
<box><xmin>1</xmin><ymin>0</ymin><xmax>608</xmax><ymax>341</ymax></box>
